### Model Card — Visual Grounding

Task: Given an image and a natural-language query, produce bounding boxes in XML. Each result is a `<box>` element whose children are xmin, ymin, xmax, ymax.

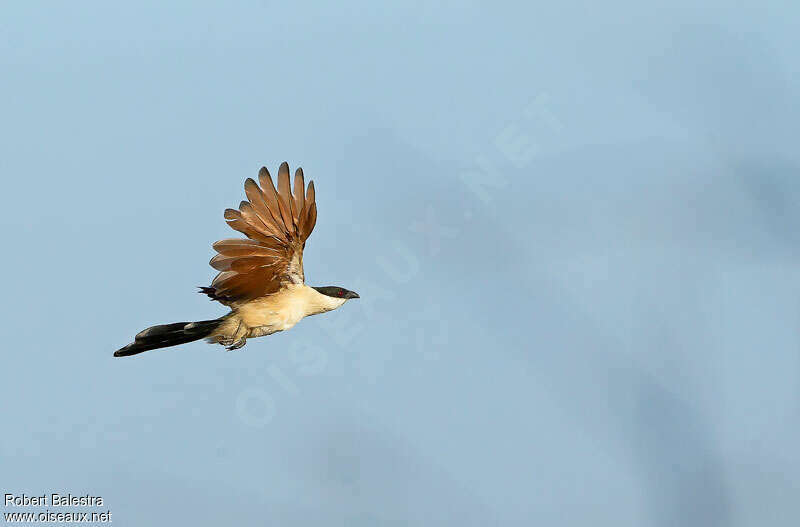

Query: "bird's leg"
<box><xmin>223</xmin><ymin>319</ymin><xmax>247</xmax><ymax>351</ymax></box>
<box><xmin>226</xmin><ymin>338</ymin><xmax>247</xmax><ymax>351</ymax></box>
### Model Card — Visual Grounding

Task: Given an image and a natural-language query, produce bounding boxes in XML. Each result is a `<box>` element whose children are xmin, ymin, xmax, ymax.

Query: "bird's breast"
<box><xmin>237</xmin><ymin>288</ymin><xmax>311</xmax><ymax>332</ymax></box>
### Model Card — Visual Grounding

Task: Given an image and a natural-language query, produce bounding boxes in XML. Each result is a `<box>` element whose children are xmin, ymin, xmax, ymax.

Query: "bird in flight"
<box><xmin>114</xmin><ymin>162</ymin><xmax>359</xmax><ymax>357</ymax></box>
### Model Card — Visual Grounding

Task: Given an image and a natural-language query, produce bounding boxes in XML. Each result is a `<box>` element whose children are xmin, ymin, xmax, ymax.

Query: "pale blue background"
<box><xmin>2</xmin><ymin>2</ymin><xmax>800</xmax><ymax>525</ymax></box>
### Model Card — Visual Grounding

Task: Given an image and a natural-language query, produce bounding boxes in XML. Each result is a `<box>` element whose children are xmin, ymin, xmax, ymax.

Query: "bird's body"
<box><xmin>209</xmin><ymin>284</ymin><xmax>347</xmax><ymax>344</ymax></box>
<box><xmin>114</xmin><ymin>162</ymin><xmax>358</xmax><ymax>357</ymax></box>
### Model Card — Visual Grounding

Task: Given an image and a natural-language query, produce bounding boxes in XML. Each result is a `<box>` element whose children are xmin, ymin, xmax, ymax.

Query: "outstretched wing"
<box><xmin>202</xmin><ymin>162</ymin><xmax>318</xmax><ymax>305</ymax></box>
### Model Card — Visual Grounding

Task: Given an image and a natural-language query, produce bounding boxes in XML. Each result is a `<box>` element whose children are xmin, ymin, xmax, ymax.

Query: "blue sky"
<box><xmin>2</xmin><ymin>2</ymin><xmax>800</xmax><ymax>525</ymax></box>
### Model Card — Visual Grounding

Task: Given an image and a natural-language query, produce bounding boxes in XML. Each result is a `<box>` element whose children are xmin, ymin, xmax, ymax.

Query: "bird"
<box><xmin>114</xmin><ymin>162</ymin><xmax>359</xmax><ymax>357</ymax></box>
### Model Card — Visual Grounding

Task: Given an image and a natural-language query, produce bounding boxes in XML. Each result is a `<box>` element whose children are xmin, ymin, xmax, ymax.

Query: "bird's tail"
<box><xmin>113</xmin><ymin>319</ymin><xmax>223</xmax><ymax>357</ymax></box>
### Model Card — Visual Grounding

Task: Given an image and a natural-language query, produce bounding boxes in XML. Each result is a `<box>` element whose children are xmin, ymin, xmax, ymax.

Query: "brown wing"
<box><xmin>202</xmin><ymin>162</ymin><xmax>318</xmax><ymax>305</ymax></box>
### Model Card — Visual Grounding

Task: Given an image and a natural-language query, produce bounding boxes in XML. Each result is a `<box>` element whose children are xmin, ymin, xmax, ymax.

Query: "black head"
<box><xmin>313</xmin><ymin>286</ymin><xmax>360</xmax><ymax>299</ymax></box>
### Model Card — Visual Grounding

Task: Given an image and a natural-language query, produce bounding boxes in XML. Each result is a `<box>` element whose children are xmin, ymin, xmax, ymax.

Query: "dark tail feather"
<box><xmin>114</xmin><ymin>319</ymin><xmax>222</xmax><ymax>357</ymax></box>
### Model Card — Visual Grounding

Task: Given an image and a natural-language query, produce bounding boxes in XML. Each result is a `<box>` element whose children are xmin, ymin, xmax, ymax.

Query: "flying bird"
<box><xmin>114</xmin><ymin>162</ymin><xmax>359</xmax><ymax>357</ymax></box>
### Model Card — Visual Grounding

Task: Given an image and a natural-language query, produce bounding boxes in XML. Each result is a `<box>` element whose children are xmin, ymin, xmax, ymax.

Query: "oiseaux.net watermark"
<box><xmin>3</xmin><ymin>494</ymin><xmax>111</xmax><ymax>524</ymax></box>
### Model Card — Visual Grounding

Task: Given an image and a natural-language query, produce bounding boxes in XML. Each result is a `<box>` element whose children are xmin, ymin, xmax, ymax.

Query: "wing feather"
<box><xmin>209</xmin><ymin>254</ymin><xmax>237</xmax><ymax>271</ymax></box>
<box><xmin>293</xmin><ymin>168</ymin><xmax>305</xmax><ymax>224</ymax></box>
<box><xmin>297</xmin><ymin>182</ymin><xmax>316</xmax><ymax>240</ymax></box>
<box><xmin>276</xmin><ymin>162</ymin><xmax>297</xmax><ymax>237</ymax></box>
<box><xmin>237</xmin><ymin>201</ymin><xmax>274</xmax><ymax>235</ymax></box>
<box><xmin>243</xmin><ymin>178</ymin><xmax>284</xmax><ymax>238</ymax></box>
<box><xmin>203</xmin><ymin>162</ymin><xmax>320</xmax><ymax>305</ymax></box>
<box><xmin>257</xmin><ymin>167</ymin><xmax>289</xmax><ymax>239</ymax></box>
<box><xmin>303</xmin><ymin>202</ymin><xmax>317</xmax><ymax>239</ymax></box>
<box><xmin>224</xmin><ymin>209</ymin><xmax>274</xmax><ymax>243</ymax></box>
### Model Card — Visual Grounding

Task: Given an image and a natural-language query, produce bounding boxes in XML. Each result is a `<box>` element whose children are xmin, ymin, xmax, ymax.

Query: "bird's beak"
<box><xmin>347</xmin><ymin>291</ymin><xmax>360</xmax><ymax>299</ymax></box>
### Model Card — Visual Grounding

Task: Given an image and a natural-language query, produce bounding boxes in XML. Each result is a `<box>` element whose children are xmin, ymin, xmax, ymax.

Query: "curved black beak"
<box><xmin>346</xmin><ymin>291</ymin><xmax>360</xmax><ymax>299</ymax></box>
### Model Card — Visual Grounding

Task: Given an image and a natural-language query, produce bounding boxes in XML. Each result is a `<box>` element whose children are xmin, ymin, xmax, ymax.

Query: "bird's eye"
<box><xmin>338</xmin><ymin>290</ymin><xmax>344</xmax><ymax>297</ymax></box>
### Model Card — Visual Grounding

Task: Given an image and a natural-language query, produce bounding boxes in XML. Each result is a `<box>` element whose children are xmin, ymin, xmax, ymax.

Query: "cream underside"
<box><xmin>209</xmin><ymin>284</ymin><xmax>346</xmax><ymax>342</ymax></box>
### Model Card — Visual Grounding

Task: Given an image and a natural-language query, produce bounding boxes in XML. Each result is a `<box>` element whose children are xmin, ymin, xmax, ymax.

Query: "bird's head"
<box><xmin>312</xmin><ymin>286</ymin><xmax>360</xmax><ymax>300</ymax></box>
